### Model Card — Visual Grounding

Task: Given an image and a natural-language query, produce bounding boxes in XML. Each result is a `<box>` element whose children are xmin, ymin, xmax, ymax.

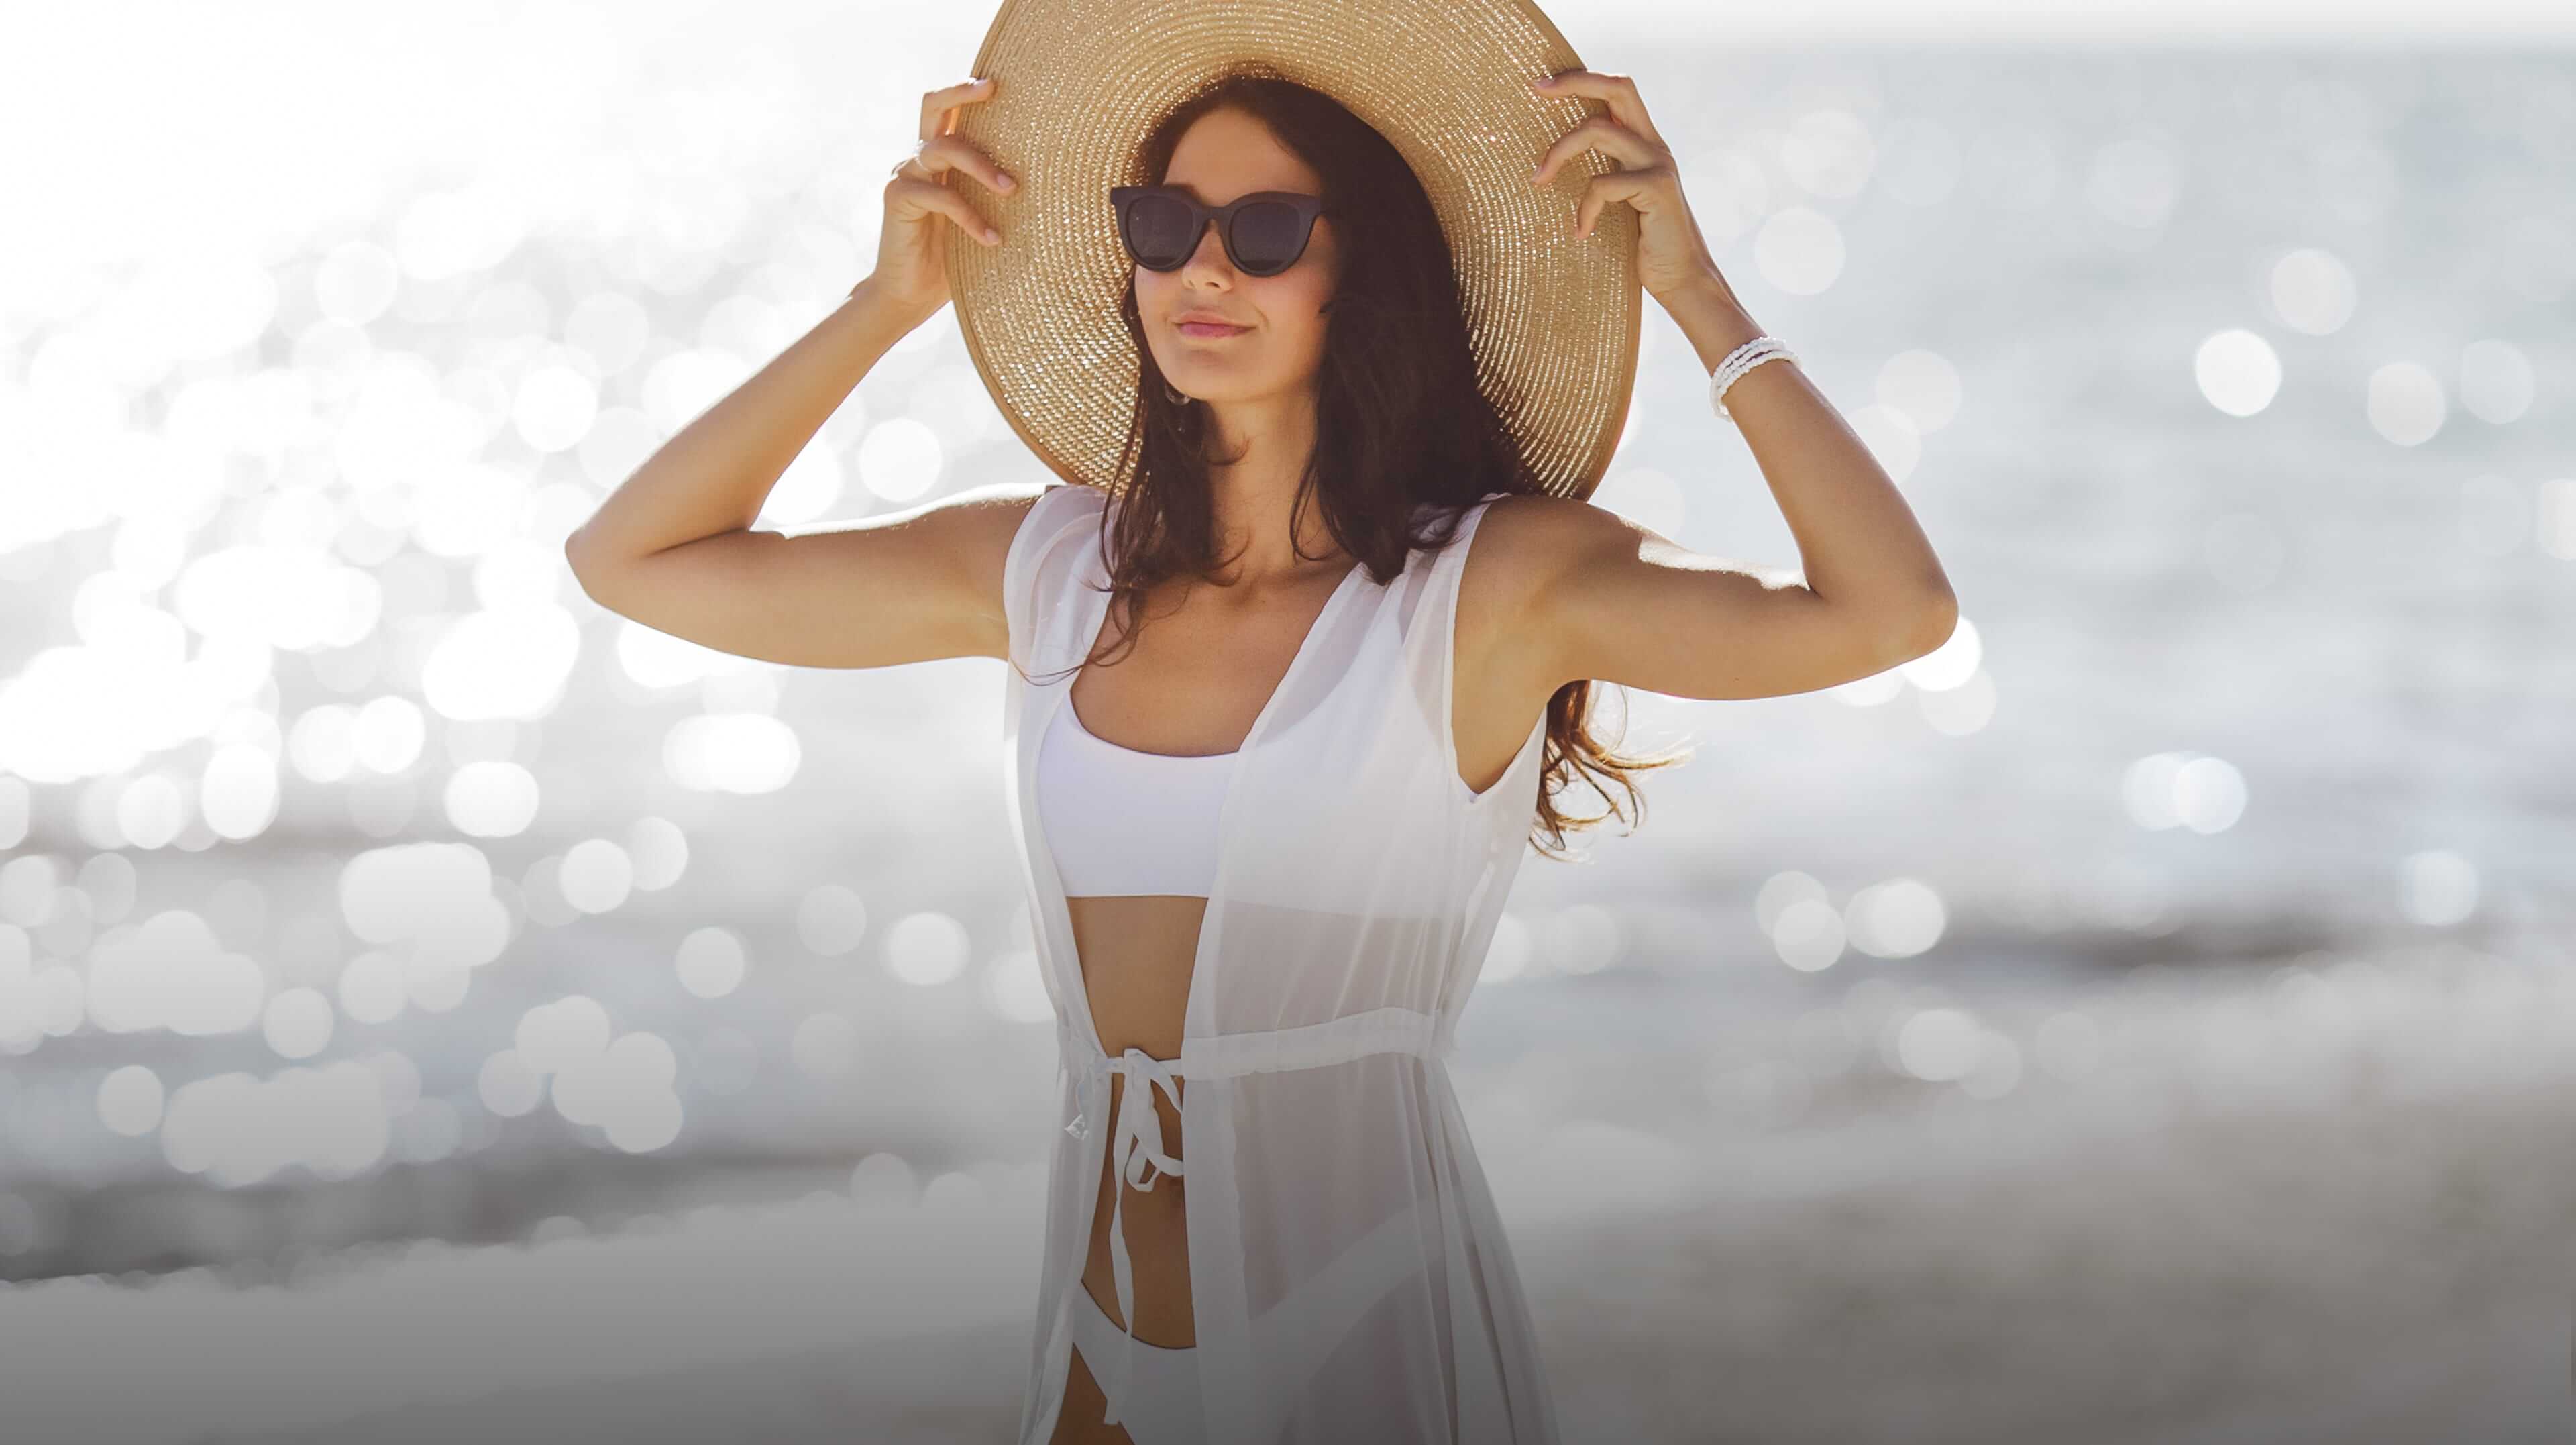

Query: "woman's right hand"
<box><xmin>865</xmin><ymin>76</ymin><xmax>1017</xmax><ymax>324</ymax></box>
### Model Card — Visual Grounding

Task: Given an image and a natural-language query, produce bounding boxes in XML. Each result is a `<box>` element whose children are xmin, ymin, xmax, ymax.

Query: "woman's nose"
<box><xmin>1181</xmin><ymin>216</ymin><xmax>1231</xmax><ymax>274</ymax></box>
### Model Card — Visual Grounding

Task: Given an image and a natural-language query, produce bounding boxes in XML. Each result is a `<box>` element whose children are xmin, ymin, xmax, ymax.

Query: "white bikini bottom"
<box><xmin>1069</xmin><ymin>1281</ymin><xmax>1203</xmax><ymax>1445</ymax></box>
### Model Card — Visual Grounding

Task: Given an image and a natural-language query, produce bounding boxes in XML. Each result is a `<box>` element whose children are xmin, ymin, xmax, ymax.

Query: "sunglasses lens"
<box><xmin>1228</xmin><ymin>200</ymin><xmax>1307</xmax><ymax>274</ymax></box>
<box><xmin>1123</xmin><ymin>192</ymin><xmax>1197</xmax><ymax>268</ymax></box>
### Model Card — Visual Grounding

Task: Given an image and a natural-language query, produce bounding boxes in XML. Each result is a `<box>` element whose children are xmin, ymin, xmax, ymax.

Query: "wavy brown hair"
<box><xmin>1017</xmin><ymin>73</ymin><xmax>1683</xmax><ymax>860</ymax></box>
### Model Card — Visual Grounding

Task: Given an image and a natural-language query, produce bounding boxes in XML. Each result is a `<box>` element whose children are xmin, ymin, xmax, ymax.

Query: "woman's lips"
<box><xmin>1177</xmin><ymin>321</ymin><xmax>1247</xmax><ymax>338</ymax></box>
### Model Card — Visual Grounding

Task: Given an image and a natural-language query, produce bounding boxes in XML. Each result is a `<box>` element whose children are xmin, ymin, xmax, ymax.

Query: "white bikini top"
<box><xmin>1037</xmin><ymin>694</ymin><xmax>1238</xmax><ymax>898</ymax></box>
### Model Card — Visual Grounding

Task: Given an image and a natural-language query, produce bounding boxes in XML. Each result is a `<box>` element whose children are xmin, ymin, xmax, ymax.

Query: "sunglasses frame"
<box><xmin>1110</xmin><ymin>185</ymin><xmax>1334</xmax><ymax>277</ymax></box>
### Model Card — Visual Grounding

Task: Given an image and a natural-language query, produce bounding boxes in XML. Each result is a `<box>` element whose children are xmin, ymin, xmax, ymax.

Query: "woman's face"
<box><xmin>1136</xmin><ymin>107</ymin><xmax>1338</xmax><ymax>409</ymax></box>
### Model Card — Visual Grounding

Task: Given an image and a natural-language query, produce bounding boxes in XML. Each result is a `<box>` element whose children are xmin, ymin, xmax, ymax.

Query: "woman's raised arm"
<box><xmin>565</xmin><ymin>76</ymin><xmax>1033</xmax><ymax>670</ymax></box>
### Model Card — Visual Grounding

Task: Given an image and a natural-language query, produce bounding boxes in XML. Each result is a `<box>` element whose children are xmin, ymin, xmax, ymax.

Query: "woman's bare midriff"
<box><xmin>1067</xmin><ymin>891</ymin><xmax>1204</xmax><ymax>1332</ymax></box>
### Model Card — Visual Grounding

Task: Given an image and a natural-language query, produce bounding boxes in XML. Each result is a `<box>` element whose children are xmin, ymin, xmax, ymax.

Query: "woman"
<box><xmin>568</xmin><ymin>47</ymin><xmax>1955</xmax><ymax>1445</ymax></box>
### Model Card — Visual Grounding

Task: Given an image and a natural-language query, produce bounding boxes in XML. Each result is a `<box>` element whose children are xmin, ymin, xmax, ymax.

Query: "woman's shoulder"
<box><xmin>1010</xmin><ymin>482</ymin><xmax>1111</xmax><ymax>564</ymax></box>
<box><xmin>1465</xmin><ymin>489</ymin><xmax>1611</xmax><ymax>552</ymax></box>
<box><xmin>1002</xmin><ymin>483</ymin><xmax>1114</xmax><ymax>649</ymax></box>
<box><xmin>1410</xmin><ymin>488</ymin><xmax>1568</xmax><ymax>566</ymax></box>
<box><xmin>1443</xmin><ymin>490</ymin><xmax>1594</xmax><ymax>648</ymax></box>
<box><xmin>1031</xmin><ymin>480</ymin><xmax>1112</xmax><ymax>525</ymax></box>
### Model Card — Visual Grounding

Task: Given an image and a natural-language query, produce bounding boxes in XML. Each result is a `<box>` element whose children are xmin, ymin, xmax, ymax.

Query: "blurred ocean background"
<box><xmin>1</xmin><ymin>1</ymin><xmax>2570</xmax><ymax>1442</ymax></box>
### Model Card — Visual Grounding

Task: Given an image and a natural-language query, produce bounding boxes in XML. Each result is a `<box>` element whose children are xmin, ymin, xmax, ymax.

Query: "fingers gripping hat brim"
<box><xmin>943</xmin><ymin>0</ymin><xmax>1641</xmax><ymax>503</ymax></box>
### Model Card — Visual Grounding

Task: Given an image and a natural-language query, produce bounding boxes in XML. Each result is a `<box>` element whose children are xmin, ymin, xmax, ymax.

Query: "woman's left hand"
<box><xmin>1528</xmin><ymin>69</ymin><xmax>1722</xmax><ymax>306</ymax></box>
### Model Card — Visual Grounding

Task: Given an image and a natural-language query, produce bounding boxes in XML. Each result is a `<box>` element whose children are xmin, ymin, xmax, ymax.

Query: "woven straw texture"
<box><xmin>945</xmin><ymin>0</ymin><xmax>1640</xmax><ymax>503</ymax></box>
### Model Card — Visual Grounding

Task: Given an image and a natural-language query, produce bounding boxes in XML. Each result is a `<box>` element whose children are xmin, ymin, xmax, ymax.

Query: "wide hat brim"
<box><xmin>943</xmin><ymin>0</ymin><xmax>1640</xmax><ymax>504</ymax></box>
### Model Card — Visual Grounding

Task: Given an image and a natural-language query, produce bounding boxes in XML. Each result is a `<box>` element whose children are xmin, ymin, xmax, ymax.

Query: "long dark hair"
<box><xmin>1022</xmin><ymin>73</ymin><xmax>1682</xmax><ymax>860</ymax></box>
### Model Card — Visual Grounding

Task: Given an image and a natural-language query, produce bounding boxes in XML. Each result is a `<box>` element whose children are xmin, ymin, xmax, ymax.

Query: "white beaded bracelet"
<box><xmin>1709</xmin><ymin>335</ymin><xmax>1796</xmax><ymax>420</ymax></box>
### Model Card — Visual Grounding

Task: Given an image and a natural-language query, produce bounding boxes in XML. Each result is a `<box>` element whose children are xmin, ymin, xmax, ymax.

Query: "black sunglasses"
<box><xmin>1110</xmin><ymin>185</ymin><xmax>1333</xmax><ymax>277</ymax></box>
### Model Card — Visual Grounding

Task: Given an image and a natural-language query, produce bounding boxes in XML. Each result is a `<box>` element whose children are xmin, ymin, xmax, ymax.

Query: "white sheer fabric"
<box><xmin>1000</xmin><ymin>481</ymin><xmax>1560</xmax><ymax>1444</ymax></box>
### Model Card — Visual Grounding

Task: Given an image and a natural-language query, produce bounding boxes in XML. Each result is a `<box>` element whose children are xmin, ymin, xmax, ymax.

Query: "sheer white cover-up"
<box><xmin>999</xmin><ymin>482</ymin><xmax>1562</xmax><ymax>1444</ymax></box>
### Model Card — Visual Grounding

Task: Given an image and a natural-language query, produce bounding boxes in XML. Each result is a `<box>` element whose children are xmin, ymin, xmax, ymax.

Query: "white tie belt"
<box><xmin>1056</xmin><ymin>1009</ymin><xmax>1457</xmax><ymax>1430</ymax></box>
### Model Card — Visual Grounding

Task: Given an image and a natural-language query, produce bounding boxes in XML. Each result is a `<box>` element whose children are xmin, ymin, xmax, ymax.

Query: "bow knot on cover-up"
<box><xmin>1073</xmin><ymin>1046</ymin><xmax>1191</xmax><ymax>1427</ymax></box>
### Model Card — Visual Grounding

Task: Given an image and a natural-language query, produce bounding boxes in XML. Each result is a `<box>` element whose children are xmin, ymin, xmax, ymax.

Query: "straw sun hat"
<box><xmin>938</xmin><ymin>0</ymin><xmax>1641</xmax><ymax>504</ymax></box>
